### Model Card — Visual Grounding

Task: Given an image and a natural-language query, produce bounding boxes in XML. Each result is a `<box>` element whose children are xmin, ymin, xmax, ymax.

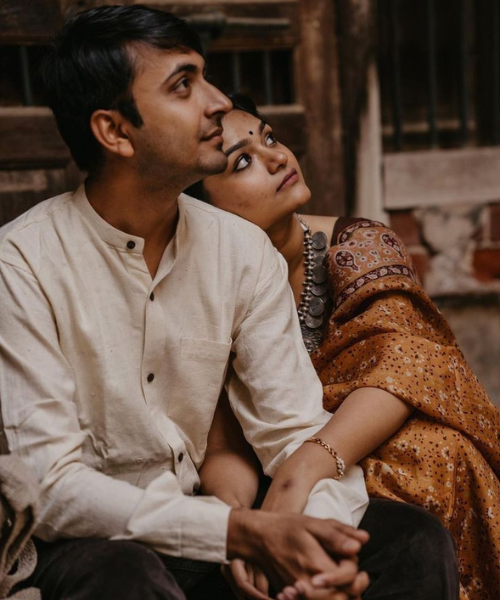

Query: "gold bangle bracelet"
<box><xmin>304</xmin><ymin>437</ymin><xmax>346</xmax><ymax>480</ymax></box>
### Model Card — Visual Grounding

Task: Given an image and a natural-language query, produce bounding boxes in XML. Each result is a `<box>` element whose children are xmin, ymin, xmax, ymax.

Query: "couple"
<box><xmin>0</xmin><ymin>5</ymin><xmax>495</xmax><ymax>600</ymax></box>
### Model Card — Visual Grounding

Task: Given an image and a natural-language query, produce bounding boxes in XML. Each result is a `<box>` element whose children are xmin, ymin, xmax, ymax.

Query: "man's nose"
<box><xmin>205</xmin><ymin>83</ymin><xmax>232</xmax><ymax>117</ymax></box>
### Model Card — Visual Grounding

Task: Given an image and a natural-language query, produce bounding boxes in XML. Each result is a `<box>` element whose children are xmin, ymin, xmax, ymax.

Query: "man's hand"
<box><xmin>227</xmin><ymin>509</ymin><xmax>369</xmax><ymax>592</ymax></box>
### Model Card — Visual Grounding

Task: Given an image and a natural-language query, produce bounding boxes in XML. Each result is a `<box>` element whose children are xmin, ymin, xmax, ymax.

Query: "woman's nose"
<box><xmin>265</xmin><ymin>148</ymin><xmax>288</xmax><ymax>173</ymax></box>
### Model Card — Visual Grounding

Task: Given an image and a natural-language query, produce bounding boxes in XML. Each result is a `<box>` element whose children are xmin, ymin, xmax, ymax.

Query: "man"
<box><xmin>0</xmin><ymin>6</ymin><xmax>457</xmax><ymax>600</ymax></box>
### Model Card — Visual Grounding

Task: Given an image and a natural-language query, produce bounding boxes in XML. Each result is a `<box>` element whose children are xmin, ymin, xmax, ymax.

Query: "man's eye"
<box><xmin>234</xmin><ymin>155</ymin><xmax>251</xmax><ymax>172</ymax></box>
<box><xmin>175</xmin><ymin>77</ymin><xmax>190</xmax><ymax>91</ymax></box>
<box><xmin>265</xmin><ymin>132</ymin><xmax>277</xmax><ymax>146</ymax></box>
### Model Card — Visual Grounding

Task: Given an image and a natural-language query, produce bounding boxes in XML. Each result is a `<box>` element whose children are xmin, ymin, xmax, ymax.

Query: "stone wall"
<box><xmin>390</xmin><ymin>204</ymin><xmax>500</xmax><ymax>406</ymax></box>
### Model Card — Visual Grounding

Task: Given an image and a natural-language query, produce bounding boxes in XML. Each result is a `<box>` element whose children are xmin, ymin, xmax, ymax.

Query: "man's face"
<box><xmin>127</xmin><ymin>46</ymin><xmax>232</xmax><ymax>189</ymax></box>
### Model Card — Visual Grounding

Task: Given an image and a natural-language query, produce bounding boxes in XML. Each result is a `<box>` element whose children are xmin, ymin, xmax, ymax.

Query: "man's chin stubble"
<box><xmin>202</xmin><ymin>151</ymin><xmax>228</xmax><ymax>176</ymax></box>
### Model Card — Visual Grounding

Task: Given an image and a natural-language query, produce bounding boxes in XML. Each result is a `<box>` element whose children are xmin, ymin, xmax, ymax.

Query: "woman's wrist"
<box><xmin>261</xmin><ymin>441</ymin><xmax>344</xmax><ymax>514</ymax></box>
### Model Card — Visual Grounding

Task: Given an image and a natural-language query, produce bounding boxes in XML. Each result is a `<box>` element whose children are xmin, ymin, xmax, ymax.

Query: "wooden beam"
<box><xmin>295</xmin><ymin>0</ymin><xmax>345</xmax><ymax>216</ymax></box>
<box><xmin>0</xmin><ymin>0</ymin><xmax>62</xmax><ymax>45</ymax></box>
<box><xmin>149</xmin><ymin>2</ymin><xmax>299</xmax><ymax>51</ymax></box>
<box><xmin>384</xmin><ymin>147</ymin><xmax>500</xmax><ymax>209</ymax></box>
<box><xmin>0</xmin><ymin>108</ymin><xmax>71</xmax><ymax>169</ymax></box>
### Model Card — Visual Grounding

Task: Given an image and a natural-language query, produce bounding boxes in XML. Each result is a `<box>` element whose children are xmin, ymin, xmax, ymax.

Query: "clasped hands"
<box><xmin>225</xmin><ymin>511</ymin><xmax>370</xmax><ymax>600</ymax></box>
<box><xmin>224</xmin><ymin>557</ymin><xmax>368</xmax><ymax>600</ymax></box>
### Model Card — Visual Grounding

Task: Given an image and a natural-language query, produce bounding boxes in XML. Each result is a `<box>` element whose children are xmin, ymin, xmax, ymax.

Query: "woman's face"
<box><xmin>203</xmin><ymin>109</ymin><xmax>311</xmax><ymax>231</ymax></box>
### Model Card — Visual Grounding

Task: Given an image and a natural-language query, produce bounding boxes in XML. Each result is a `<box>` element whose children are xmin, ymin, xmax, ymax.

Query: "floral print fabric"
<box><xmin>312</xmin><ymin>219</ymin><xmax>500</xmax><ymax>600</ymax></box>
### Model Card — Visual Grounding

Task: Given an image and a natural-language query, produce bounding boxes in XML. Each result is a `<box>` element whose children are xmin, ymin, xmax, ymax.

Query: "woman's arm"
<box><xmin>262</xmin><ymin>386</ymin><xmax>413</xmax><ymax>513</ymax></box>
<box><xmin>199</xmin><ymin>388</ymin><xmax>261</xmax><ymax>509</ymax></box>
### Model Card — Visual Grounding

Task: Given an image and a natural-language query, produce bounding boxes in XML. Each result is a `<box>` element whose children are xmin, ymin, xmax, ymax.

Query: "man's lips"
<box><xmin>277</xmin><ymin>168</ymin><xmax>298</xmax><ymax>191</ymax></box>
<box><xmin>202</xmin><ymin>127</ymin><xmax>223</xmax><ymax>141</ymax></box>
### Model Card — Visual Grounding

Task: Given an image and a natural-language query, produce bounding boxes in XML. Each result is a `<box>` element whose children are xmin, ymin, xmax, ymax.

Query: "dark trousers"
<box><xmin>24</xmin><ymin>499</ymin><xmax>458</xmax><ymax>600</ymax></box>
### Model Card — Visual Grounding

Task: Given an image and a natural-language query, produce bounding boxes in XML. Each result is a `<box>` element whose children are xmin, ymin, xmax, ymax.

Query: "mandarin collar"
<box><xmin>73</xmin><ymin>184</ymin><xmax>186</xmax><ymax>257</ymax></box>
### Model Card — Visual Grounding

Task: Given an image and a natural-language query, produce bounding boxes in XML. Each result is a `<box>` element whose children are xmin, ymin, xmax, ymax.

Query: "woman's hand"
<box><xmin>276</xmin><ymin>562</ymin><xmax>369</xmax><ymax>600</ymax></box>
<box><xmin>222</xmin><ymin>560</ymin><xmax>272</xmax><ymax>600</ymax></box>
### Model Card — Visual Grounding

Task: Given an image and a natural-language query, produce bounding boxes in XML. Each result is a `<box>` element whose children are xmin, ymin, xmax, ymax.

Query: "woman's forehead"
<box><xmin>222</xmin><ymin>110</ymin><xmax>262</xmax><ymax>139</ymax></box>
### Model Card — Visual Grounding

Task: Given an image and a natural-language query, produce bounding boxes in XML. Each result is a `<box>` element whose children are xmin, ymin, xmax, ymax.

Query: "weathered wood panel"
<box><xmin>384</xmin><ymin>147</ymin><xmax>500</xmax><ymax>209</ymax></box>
<box><xmin>0</xmin><ymin>164</ymin><xmax>82</xmax><ymax>227</ymax></box>
<box><xmin>260</xmin><ymin>104</ymin><xmax>306</xmax><ymax>157</ymax></box>
<box><xmin>89</xmin><ymin>1</ymin><xmax>300</xmax><ymax>50</ymax></box>
<box><xmin>0</xmin><ymin>0</ymin><xmax>62</xmax><ymax>45</ymax></box>
<box><xmin>295</xmin><ymin>0</ymin><xmax>345</xmax><ymax>216</ymax></box>
<box><xmin>0</xmin><ymin>108</ymin><xmax>70</xmax><ymax>169</ymax></box>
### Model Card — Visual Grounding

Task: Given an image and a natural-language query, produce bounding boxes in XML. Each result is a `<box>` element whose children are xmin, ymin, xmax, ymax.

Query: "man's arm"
<box><xmin>0</xmin><ymin>256</ymin><xmax>367</xmax><ymax>589</ymax></box>
<box><xmin>226</xmin><ymin>243</ymin><xmax>368</xmax><ymax>516</ymax></box>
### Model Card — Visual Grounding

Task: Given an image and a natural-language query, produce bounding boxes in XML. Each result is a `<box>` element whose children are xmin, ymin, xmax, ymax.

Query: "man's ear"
<box><xmin>90</xmin><ymin>109</ymin><xmax>135</xmax><ymax>159</ymax></box>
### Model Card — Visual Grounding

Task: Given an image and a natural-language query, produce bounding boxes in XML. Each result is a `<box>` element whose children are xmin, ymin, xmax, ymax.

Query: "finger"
<box><xmin>281</xmin><ymin>585</ymin><xmax>299</xmax><ymax>600</ymax></box>
<box><xmin>340</xmin><ymin>571</ymin><xmax>370</xmax><ymax>596</ymax></box>
<box><xmin>310</xmin><ymin>560</ymin><xmax>359</xmax><ymax>588</ymax></box>
<box><xmin>231</xmin><ymin>560</ymin><xmax>250</xmax><ymax>586</ymax></box>
<box><xmin>238</xmin><ymin>579</ymin><xmax>273</xmax><ymax>600</ymax></box>
<box><xmin>228</xmin><ymin>560</ymin><xmax>271</xmax><ymax>600</ymax></box>
<box><xmin>247</xmin><ymin>563</ymin><xmax>255</xmax><ymax>587</ymax></box>
<box><xmin>223</xmin><ymin>561</ymin><xmax>248</xmax><ymax>600</ymax></box>
<box><xmin>307</xmin><ymin>521</ymin><xmax>369</xmax><ymax>557</ymax></box>
<box><xmin>254</xmin><ymin>567</ymin><xmax>270</xmax><ymax>595</ymax></box>
<box><xmin>294</xmin><ymin>579</ymin><xmax>349</xmax><ymax>600</ymax></box>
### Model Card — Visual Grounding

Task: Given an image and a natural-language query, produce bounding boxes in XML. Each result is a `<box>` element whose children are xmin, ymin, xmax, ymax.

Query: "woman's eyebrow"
<box><xmin>224</xmin><ymin>120</ymin><xmax>267</xmax><ymax>157</ymax></box>
<box><xmin>224</xmin><ymin>139</ymin><xmax>249</xmax><ymax>157</ymax></box>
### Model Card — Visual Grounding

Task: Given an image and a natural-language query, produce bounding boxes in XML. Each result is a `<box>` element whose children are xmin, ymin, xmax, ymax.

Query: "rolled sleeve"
<box><xmin>228</xmin><ymin>241</ymin><xmax>331</xmax><ymax>476</ymax></box>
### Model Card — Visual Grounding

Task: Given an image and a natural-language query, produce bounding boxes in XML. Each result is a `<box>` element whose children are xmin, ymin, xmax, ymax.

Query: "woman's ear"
<box><xmin>90</xmin><ymin>109</ymin><xmax>135</xmax><ymax>159</ymax></box>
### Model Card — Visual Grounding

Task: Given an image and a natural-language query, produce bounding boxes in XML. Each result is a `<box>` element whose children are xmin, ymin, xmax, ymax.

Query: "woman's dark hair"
<box><xmin>40</xmin><ymin>4</ymin><xmax>203</xmax><ymax>174</ymax></box>
<box><xmin>186</xmin><ymin>93</ymin><xmax>266</xmax><ymax>202</ymax></box>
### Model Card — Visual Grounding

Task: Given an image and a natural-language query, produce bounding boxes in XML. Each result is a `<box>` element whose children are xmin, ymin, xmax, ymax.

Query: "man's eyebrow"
<box><xmin>224</xmin><ymin>120</ymin><xmax>267</xmax><ymax>157</ymax></box>
<box><xmin>165</xmin><ymin>63</ymin><xmax>199</xmax><ymax>82</ymax></box>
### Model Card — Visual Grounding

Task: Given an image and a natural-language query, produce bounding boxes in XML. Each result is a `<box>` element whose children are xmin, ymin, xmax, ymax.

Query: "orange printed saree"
<box><xmin>312</xmin><ymin>218</ymin><xmax>500</xmax><ymax>600</ymax></box>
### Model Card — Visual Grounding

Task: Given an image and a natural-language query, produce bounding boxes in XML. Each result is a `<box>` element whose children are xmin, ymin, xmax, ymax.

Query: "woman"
<box><xmin>192</xmin><ymin>95</ymin><xmax>500</xmax><ymax>600</ymax></box>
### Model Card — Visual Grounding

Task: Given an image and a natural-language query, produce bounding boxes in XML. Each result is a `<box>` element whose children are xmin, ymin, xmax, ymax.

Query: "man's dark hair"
<box><xmin>40</xmin><ymin>4</ymin><xmax>203</xmax><ymax>174</ymax></box>
<box><xmin>186</xmin><ymin>93</ymin><xmax>266</xmax><ymax>202</ymax></box>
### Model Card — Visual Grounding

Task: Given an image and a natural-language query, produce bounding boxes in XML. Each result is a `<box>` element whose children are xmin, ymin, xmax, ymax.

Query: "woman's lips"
<box><xmin>277</xmin><ymin>168</ymin><xmax>299</xmax><ymax>192</ymax></box>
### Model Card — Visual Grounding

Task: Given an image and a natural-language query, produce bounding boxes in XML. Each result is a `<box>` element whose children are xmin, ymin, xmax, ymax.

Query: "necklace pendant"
<box><xmin>311</xmin><ymin>231</ymin><xmax>328</xmax><ymax>250</ymax></box>
<box><xmin>296</xmin><ymin>214</ymin><xmax>332</xmax><ymax>354</ymax></box>
<box><xmin>308</xmin><ymin>297</ymin><xmax>325</xmax><ymax>317</ymax></box>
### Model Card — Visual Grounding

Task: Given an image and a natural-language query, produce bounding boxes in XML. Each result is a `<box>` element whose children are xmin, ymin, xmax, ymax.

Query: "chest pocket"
<box><xmin>169</xmin><ymin>338</ymin><xmax>232</xmax><ymax>466</ymax></box>
<box><xmin>180</xmin><ymin>337</ymin><xmax>232</xmax><ymax>363</ymax></box>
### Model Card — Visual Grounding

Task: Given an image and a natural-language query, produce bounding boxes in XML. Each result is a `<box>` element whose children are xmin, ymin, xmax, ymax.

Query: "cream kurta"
<box><xmin>0</xmin><ymin>186</ymin><xmax>366</xmax><ymax>564</ymax></box>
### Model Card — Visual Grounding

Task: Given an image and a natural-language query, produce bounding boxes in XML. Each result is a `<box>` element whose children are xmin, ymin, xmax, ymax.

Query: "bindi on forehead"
<box><xmin>249</xmin><ymin>131</ymin><xmax>253</xmax><ymax>135</ymax></box>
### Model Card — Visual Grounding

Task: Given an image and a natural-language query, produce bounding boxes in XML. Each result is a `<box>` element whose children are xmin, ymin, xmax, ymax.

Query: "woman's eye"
<box><xmin>234</xmin><ymin>154</ymin><xmax>251</xmax><ymax>172</ymax></box>
<box><xmin>265</xmin><ymin>132</ymin><xmax>277</xmax><ymax>146</ymax></box>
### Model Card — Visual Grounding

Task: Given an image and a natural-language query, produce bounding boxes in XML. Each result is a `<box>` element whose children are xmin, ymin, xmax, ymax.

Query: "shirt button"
<box><xmin>178</xmin><ymin>452</ymin><xmax>184</xmax><ymax>462</ymax></box>
<box><xmin>147</xmin><ymin>373</ymin><xmax>155</xmax><ymax>383</ymax></box>
<box><xmin>150</xmin><ymin>292</ymin><xmax>155</xmax><ymax>301</ymax></box>
<box><xmin>127</xmin><ymin>240</ymin><xmax>136</xmax><ymax>250</ymax></box>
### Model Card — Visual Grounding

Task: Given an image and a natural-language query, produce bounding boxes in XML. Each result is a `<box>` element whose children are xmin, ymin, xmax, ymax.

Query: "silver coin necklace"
<box><xmin>295</xmin><ymin>214</ymin><xmax>331</xmax><ymax>354</ymax></box>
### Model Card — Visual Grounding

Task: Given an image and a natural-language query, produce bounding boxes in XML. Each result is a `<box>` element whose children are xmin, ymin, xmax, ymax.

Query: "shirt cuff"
<box><xmin>302</xmin><ymin>466</ymin><xmax>369</xmax><ymax>527</ymax></box>
<box><xmin>114</xmin><ymin>470</ymin><xmax>232</xmax><ymax>563</ymax></box>
<box><xmin>179</xmin><ymin>496</ymin><xmax>232</xmax><ymax>563</ymax></box>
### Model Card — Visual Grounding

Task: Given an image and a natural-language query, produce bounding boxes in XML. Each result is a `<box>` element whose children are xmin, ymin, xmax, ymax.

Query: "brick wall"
<box><xmin>390</xmin><ymin>203</ymin><xmax>500</xmax><ymax>295</ymax></box>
